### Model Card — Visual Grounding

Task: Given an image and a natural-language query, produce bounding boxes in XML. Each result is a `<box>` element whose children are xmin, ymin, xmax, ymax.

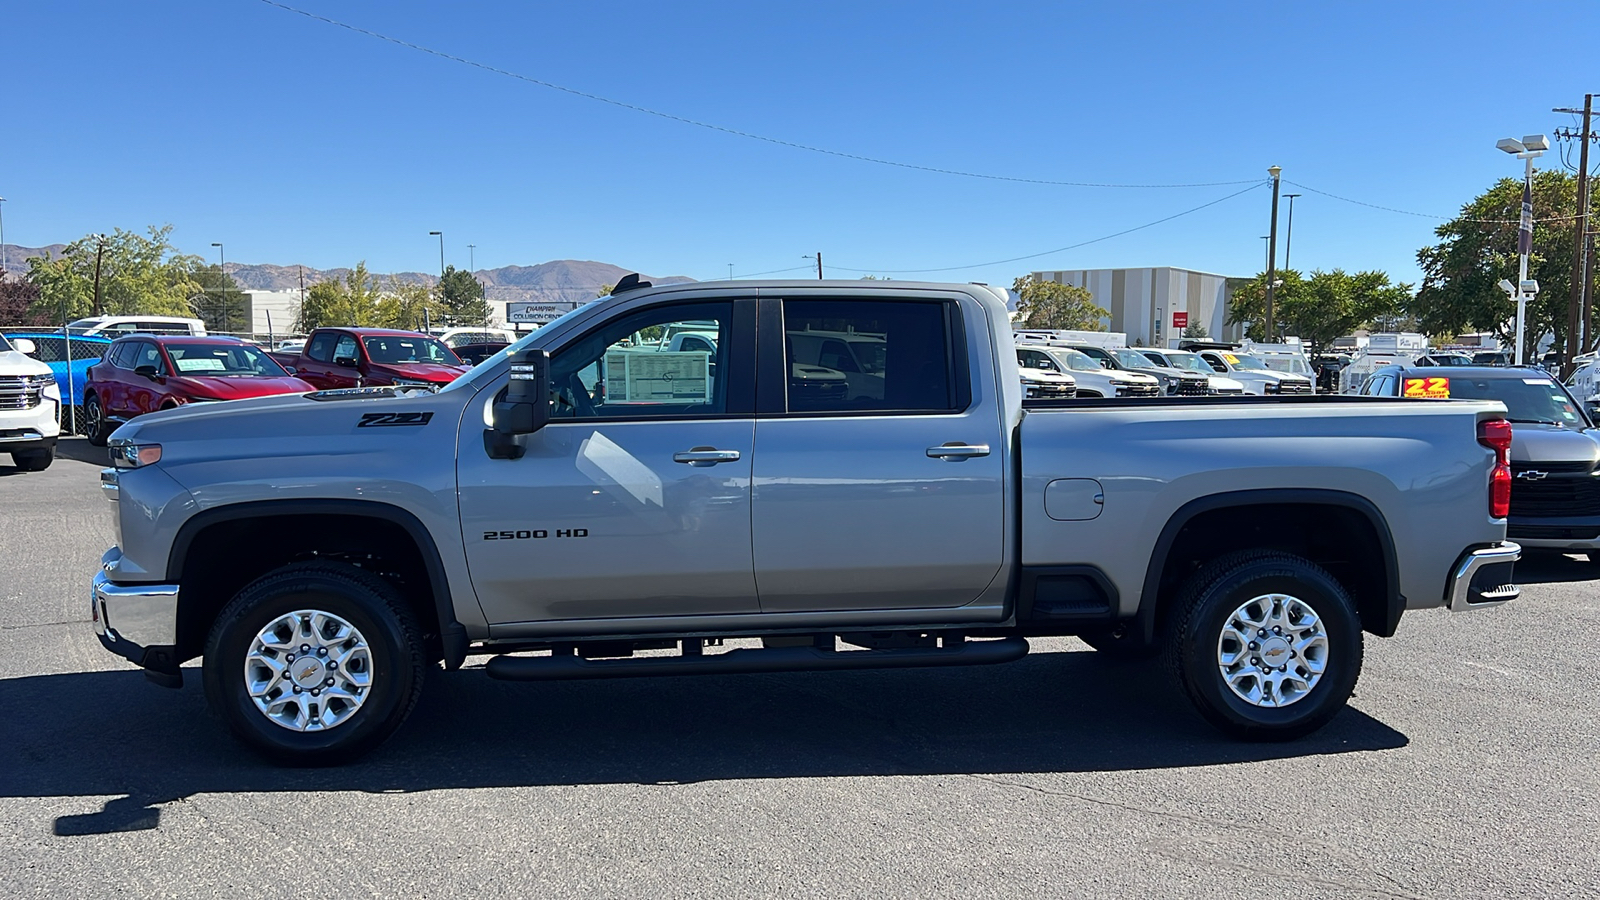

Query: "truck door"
<box><xmin>751</xmin><ymin>296</ymin><xmax>1006</xmax><ymax>613</ymax></box>
<box><xmin>457</xmin><ymin>297</ymin><xmax>760</xmax><ymax>627</ymax></box>
<box><xmin>292</xmin><ymin>331</ymin><xmax>339</xmax><ymax>388</ymax></box>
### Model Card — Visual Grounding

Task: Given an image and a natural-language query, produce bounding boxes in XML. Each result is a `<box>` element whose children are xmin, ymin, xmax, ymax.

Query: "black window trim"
<box><xmin>757</xmin><ymin>295</ymin><xmax>972</xmax><ymax>418</ymax></box>
<box><xmin>538</xmin><ymin>296</ymin><xmax>757</xmax><ymax>424</ymax></box>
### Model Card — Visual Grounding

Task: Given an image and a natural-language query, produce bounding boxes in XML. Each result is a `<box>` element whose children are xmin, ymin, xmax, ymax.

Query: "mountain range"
<box><xmin>0</xmin><ymin>245</ymin><xmax>695</xmax><ymax>306</ymax></box>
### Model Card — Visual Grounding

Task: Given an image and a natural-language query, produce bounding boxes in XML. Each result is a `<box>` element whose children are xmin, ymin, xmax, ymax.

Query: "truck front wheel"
<box><xmin>202</xmin><ymin>562</ymin><xmax>426</xmax><ymax>765</ymax></box>
<box><xmin>1162</xmin><ymin>551</ymin><xmax>1362</xmax><ymax>741</ymax></box>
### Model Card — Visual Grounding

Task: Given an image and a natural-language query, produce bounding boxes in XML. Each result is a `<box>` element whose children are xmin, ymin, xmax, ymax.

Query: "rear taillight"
<box><xmin>1478</xmin><ymin>418</ymin><xmax>1513</xmax><ymax>519</ymax></box>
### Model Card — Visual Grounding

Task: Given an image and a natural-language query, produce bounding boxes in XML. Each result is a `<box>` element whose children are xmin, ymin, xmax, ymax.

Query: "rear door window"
<box><xmin>782</xmin><ymin>299</ymin><xmax>958</xmax><ymax>414</ymax></box>
<box><xmin>306</xmin><ymin>332</ymin><xmax>337</xmax><ymax>362</ymax></box>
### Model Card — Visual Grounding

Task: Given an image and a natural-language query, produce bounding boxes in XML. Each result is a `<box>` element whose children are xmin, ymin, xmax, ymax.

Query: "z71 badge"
<box><xmin>358</xmin><ymin>412</ymin><xmax>434</xmax><ymax>427</ymax></box>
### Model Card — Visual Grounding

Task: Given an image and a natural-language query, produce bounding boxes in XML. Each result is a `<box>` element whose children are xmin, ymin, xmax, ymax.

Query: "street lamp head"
<box><xmin>211</xmin><ymin>242</ymin><xmax>222</xmax><ymax>248</ymax></box>
<box><xmin>429</xmin><ymin>231</ymin><xmax>442</xmax><ymax>236</ymax></box>
<box><xmin>1496</xmin><ymin>138</ymin><xmax>1526</xmax><ymax>155</ymax></box>
<box><xmin>1521</xmin><ymin>134</ymin><xmax>1550</xmax><ymax>152</ymax></box>
<box><xmin>1498</xmin><ymin>279</ymin><xmax>1516</xmax><ymax>295</ymax></box>
<box><xmin>1520</xmin><ymin>279</ymin><xmax>1540</xmax><ymax>296</ymax></box>
<box><xmin>1268</xmin><ymin>165</ymin><xmax>1281</xmax><ymax>179</ymax></box>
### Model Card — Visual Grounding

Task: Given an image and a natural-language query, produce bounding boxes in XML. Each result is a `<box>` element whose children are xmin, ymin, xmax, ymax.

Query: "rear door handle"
<box><xmin>926</xmin><ymin>443</ymin><xmax>991</xmax><ymax>460</ymax></box>
<box><xmin>673</xmin><ymin>447</ymin><xmax>742</xmax><ymax>466</ymax></box>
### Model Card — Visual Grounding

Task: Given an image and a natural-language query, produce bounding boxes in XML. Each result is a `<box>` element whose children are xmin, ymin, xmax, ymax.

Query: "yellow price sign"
<box><xmin>1402</xmin><ymin>376</ymin><xmax>1450</xmax><ymax>399</ymax></box>
<box><xmin>1222</xmin><ymin>353</ymin><xmax>1240</xmax><ymax>364</ymax></box>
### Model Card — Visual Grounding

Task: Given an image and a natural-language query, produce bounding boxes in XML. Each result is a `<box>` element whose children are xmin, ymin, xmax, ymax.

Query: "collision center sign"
<box><xmin>507</xmin><ymin>301</ymin><xmax>579</xmax><ymax>323</ymax></box>
<box><xmin>1172</xmin><ymin>311</ymin><xmax>1189</xmax><ymax>328</ymax></box>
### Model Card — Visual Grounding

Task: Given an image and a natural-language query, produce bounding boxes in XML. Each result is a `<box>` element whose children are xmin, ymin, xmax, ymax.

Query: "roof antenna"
<box><xmin>613</xmin><ymin>273</ymin><xmax>652</xmax><ymax>294</ymax></box>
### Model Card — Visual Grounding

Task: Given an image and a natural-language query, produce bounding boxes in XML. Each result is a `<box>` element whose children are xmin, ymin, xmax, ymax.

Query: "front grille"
<box><xmin>1174</xmin><ymin>379</ymin><xmax>1210</xmax><ymax>396</ymax></box>
<box><xmin>1510</xmin><ymin>473</ymin><xmax>1600</xmax><ymax>518</ymax></box>
<box><xmin>1212</xmin><ymin>387</ymin><xmax>1245</xmax><ymax>395</ymax></box>
<box><xmin>1512</xmin><ymin>461</ymin><xmax>1593</xmax><ymax>475</ymax></box>
<box><xmin>1508</xmin><ymin>523</ymin><xmax>1600</xmax><ymax>540</ymax></box>
<box><xmin>1027</xmin><ymin>383</ymin><xmax>1076</xmax><ymax>399</ymax></box>
<box><xmin>1115</xmin><ymin>384</ymin><xmax>1163</xmax><ymax>398</ymax></box>
<box><xmin>0</xmin><ymin>376</ymin><xmax>45</xmax><ymax>410</ymax></box>
<box><xmin>1274</xmin><ymin>380</ymin><xmax>1314</xmax><ymax>394</ymax></box>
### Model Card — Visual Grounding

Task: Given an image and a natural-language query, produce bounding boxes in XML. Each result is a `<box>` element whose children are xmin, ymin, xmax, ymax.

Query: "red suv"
<box><xmin>279</xmin><ymin>327</ymin><xmax>468</xmax><ymax>390</ymax></box>
<box><xmin>84</xmin><ymin>336</ymin><xmax>314</xmax><ymax>445</ymax></box>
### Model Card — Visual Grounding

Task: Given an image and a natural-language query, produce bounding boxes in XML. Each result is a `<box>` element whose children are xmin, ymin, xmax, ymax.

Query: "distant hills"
<box><xmin>0</xmin><ymin>245</ymin><xmax>694</xmax><ymax>306</ymax></box>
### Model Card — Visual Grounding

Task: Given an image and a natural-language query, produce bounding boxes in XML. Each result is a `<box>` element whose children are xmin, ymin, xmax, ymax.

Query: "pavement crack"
<box><xmin>1</xmin><ymin>619</ymin><xmax>87</xmax><ymax>631</ymax></box>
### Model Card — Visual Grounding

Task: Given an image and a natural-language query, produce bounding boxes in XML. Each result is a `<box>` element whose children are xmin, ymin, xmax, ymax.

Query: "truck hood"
<box><xmin>1208</xmin><ymin>375</ymin><xmax>1246</xmax><ymax>391</ymax></box>
<box><xmin>1509</xmin><ymin>422</ymin><xmax>1600</xmax><ymax>466</ymax></box>
<box><xmin>369</xmin><ymin>362</ymin><xmax>469</xmax><ymax>384</ymax></box>
<box><xmin>171</xmin><ymin>374</ymin><xmax>315</xmax><ymax>401</ymax></box>
<box><xmin>0</xmin><ymin>349</ymin><xmax>51</xmax><ymax>377</ymax></box>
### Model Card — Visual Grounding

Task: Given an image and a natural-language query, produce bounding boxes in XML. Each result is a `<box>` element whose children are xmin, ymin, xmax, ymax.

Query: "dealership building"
<box><xmin>1028</xmin><ymin>267</ymin><xmax>1242</xmax><ymax>347</ymax></box>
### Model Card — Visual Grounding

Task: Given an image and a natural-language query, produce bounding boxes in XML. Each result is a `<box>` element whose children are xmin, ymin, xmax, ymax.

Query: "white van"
<box><xmin>67</xmin><ymin>315</ymin><xmax>207</xmax><ymax>337</ymax></box>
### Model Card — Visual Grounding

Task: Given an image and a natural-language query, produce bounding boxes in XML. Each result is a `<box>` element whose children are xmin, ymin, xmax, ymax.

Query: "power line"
<box><xmin>827</xmin><ymin>181</ymin><xmax>1266</xmax><ymax>275</ymax></box>
<box><xmin>255</xmin><ymin>0</ymin><xmax>1258</xmax><ymax>190</ymax></box>
<box><xmin>1283</xmin><ymin>179</ymin><xmax>1582</xmax><ymax>224</ymax></box>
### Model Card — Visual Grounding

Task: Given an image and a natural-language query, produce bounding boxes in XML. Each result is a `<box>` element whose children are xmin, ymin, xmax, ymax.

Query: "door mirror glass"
<box><xmin>334</xmin><ymin>356</ymin><xmax>358</xmax><ymax>368</ymax></box>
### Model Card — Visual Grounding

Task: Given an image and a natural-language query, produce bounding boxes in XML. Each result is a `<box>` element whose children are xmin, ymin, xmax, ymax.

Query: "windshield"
<box><xmin>166</xmin><ymin>342</ymin><xmax>291</xmax><ymax>376</ymax></box>
<box><xmin>361</xmin><ymin>335</ymin><xmax>461</xmax><ymax>365</ymax></box>
<box><xmin>1049</xmin><ymin>348</ymin><xmax>1106</xmax><ymax>373</ymax></box>
<box><xmin>1423</xmin><ymin>375</ymin><xmax>1585</xmax><ymax>427</ymax></box>
<box><xmin>1260</xmin><ymin>356</ymin><xmax>1310</xmax><ymax>374</ymax></box>
<box><xmin>1111</xmin><ymin>348</ymin><xmax>1155</xmax><ymax>369</ymax></box>
<box><xmin>1160</xmin><ymin>351</ymin><xmax>1212</xmax><ymax>374</ymax></box>
<box><xmin>1228</xmin><ymin>354</ymin><xmax>1270</xmax><ymax>371</ymax></box>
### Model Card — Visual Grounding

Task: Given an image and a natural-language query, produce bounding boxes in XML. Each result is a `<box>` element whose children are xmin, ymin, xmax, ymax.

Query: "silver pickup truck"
<box><xmin>92</xmin><ymin>278</ymin><xmax>1522</xmax><ymax>764</ymax></box>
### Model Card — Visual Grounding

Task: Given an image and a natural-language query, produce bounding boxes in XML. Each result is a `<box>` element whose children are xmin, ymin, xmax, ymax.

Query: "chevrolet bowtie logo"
<box><xmin>1516</xmin><ymin>470</ymin><xmax>1548</xmax><ymax>481</ymax></box>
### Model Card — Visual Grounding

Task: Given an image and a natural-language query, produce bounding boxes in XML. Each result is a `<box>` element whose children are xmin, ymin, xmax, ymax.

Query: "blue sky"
<box><xmin>3</xmin><ymin>0</ymin><xmax>1598</xmax><ymax>289</ymax></box>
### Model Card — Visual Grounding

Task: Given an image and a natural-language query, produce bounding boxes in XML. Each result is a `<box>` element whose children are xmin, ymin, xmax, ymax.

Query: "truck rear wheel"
<box><xmin>1162</xmin><ymin>551</ymin><xmax>1362</xmax><ymax>741</ymax></box>
<box><xmin>202</xmin><ymin>562</ymin><xmax>425</xmax><ymax>765</ymax></box>
<box><xmin>11</xmin><ymin>448</ymin><xmax>54</xmax><ymax>471</ymax></box>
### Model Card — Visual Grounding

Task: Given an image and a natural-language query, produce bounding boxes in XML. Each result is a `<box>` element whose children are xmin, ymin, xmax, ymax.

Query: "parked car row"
<box><xmin>1011</xmin><ymin>337</ymin><xmax>1314</xmax><ymax>397</ymax></box>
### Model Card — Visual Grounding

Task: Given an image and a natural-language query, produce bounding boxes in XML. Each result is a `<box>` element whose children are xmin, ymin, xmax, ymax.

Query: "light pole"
<box><xmin>1260</xmin><ymin>236</ymin><xmax>1270</xmax><ymax>272</ymax></box>
<box><xmin>728</xmin><ymin>263</ymin><xmax>734</xmax><ymax>281</ymax></box>
<box><xmin>1496</xmin><ymin>135</ymin><xmax>1549</xmax><ymax>365</ymax></box>
<box><xmin>210</xmin><ymin>242</ymin><xmax>229</xmax><ymax>334</ymax></box>
<box><xmin>428</xmin><ymin>231</ymin><xmax>444</xmax><ymax>279</ymax></box>
<box><xmin>1264</xmin><ymin>165</ymin><xmax>1282</xmax><ymax>339</ymax></box>
<box><xmin>802</xmin><ymin>252</ymin><xmax>823</xmax><ymax>279</ymax></box>
<box><xmin>0</xmin><ymin>196</ymin><xmax>7</xmax><ymax>280</ymax></box>
<box><xmin>1283</xmin><ymin>193</ymin><xmax>1302</xmax><ymax>273</ymax></box>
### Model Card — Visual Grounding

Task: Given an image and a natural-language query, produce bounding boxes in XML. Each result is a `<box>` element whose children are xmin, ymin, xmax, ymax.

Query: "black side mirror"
<box><xmin>134</xmin><ymin>364</ymin><xmax>162</xmax><ymax>381</ymax></box>
<box><xmin>487</xmin><ymin>347</ymin><xmax>550</xmax><ymax>459</ymax></box>
<box><xmin>334</xmin><ymin>356</ymin><xmax>358</xmax><ymax>368</ymax></box>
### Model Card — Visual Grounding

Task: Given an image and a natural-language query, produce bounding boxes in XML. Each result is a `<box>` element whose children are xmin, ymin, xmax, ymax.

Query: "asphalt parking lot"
<box><xmin>2</xmin><ymin>438</ymin><xmax>1597</xmax><ymax>899</ymax></box>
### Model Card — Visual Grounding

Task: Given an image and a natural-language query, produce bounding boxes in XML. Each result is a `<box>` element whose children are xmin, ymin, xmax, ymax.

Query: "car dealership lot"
<box><xmin>2</xmin><ymin>440</ymin><xmax>1597</xmax><ymax>898</ymax></box>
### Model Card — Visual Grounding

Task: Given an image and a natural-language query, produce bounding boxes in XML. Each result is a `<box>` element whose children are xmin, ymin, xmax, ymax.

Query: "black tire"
<box><xmin>84</xmin><ymin>393</ymin><xmax>110</xmax><ymax>447</ymax></box>
<box><xmin>11</xmin><ymin>448</ymin><xmax>54</xmax><ymax>471</ymax></box>
<box><xmin>203</xmin><ymin>561</ymin><xmax>425</xmax><ymax>766</ymax></box>
<box><xmin>1161</xmin><ymin>550</ymin><xmax>1362</xmax><ymax>741</ymax></box>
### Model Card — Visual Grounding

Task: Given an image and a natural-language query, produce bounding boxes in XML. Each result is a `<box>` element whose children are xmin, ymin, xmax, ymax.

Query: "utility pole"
<box><xmin>211</xmin><ymin>242</ymin><xmax>228</xmax><ymax>334</ymax></box>
<box><xmin>92</xmin><ymin>235</ymin><xmax>107</xmax><ymax>316</ymax></box>
<box><xmin>815</xmin><ymin>251</ymin><xmax>823</xmax><ymax>280</ymax></box>
<box><xmin>1282</xmin><ymin>193</ymin><xmax>1302</xmax><ymax>273</ymax></box>
<box><xmin>1555</xmin><ymin>95</ymin><xmax>1594</xmax><ymax>372</ymax></box>
<box><xmin>1264</xmin><ymin>166</ymin><xmax>1282</xmax><ymax>339</ymax></box>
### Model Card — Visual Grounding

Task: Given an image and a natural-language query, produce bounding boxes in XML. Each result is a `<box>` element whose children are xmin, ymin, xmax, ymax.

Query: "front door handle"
<box><xmin>926</xmin><ymin>442</ymin><xmax>991</xmax><ymax>460</ymax></box>
<box><xmin>673</xmin><ymin>447</ymin><xmax>742</xmax><ymax>466</ymax></box>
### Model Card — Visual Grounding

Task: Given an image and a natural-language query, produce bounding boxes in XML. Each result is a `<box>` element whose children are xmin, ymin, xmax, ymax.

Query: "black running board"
<box><xmin>483</xmin><ymin>636</ymin><xmax>1029</xmax><ymax>682</ymax></box>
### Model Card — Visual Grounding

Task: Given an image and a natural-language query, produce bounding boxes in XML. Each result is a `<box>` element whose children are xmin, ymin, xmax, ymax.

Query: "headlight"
<box><xmin>108</xmin><ymin>440</ymin><xmax>162</xmax><ymax>468</ymax></box>
<box><xmin>1264</xmin><ymin>382</ymin><xmax>1281</xmax><ymax>394</ymax></box>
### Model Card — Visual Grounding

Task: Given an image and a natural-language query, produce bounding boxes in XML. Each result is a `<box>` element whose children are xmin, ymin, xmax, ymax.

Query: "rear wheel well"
<box><xmin>1147</xmin><ymin>501</ymin><xmax>1394</xmax><ymax>641</ymax></box>
<box><xmin>173</xmin><ymin>513</ymin><xmax>445</xmax><ymax>666</ymax></box>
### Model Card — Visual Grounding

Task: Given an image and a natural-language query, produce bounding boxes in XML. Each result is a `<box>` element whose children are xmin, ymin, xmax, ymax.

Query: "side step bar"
<box><xmin>484</xmin><ymin>636</ymin><xmax>1030</xmax><ymax>682</ymax></box>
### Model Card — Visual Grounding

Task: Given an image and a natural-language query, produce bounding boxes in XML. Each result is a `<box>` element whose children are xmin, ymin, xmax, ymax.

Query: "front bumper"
<box><xmin>91</xmin><ymin>553</ymin><xmax>183</xmax><ymax>687</ymax></box>
<box><xmin>1446</xmin><ymin>542</ymin><xmax>1521</xmax><ymax>611</ymax></box>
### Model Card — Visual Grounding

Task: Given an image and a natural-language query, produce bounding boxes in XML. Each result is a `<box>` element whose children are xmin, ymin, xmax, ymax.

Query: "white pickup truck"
<box><xmin>92</xmin><ymin>278</ymin><xmax>1521</xmax><ymax>763</ymax></box>
<box><xmin>0</xmin><ymin>334</ymin><xmax>61</xmax><ymax>471</ymax></box>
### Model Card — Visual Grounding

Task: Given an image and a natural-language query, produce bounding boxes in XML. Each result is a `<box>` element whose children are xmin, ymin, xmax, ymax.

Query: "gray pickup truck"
<box><xmin>92</xmin><ymin>278</ymin><xmax>1522</xmax><ymax>764</ymax></box>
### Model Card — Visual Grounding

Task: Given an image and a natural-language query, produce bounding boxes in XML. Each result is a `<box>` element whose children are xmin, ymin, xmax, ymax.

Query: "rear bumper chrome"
<box><xmin>1447</xmin><ymin>542</ymin><xmax>1521</xmax><ymax>611</ymax></box>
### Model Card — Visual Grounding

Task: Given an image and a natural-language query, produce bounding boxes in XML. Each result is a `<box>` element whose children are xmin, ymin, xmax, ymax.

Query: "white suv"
<box><xmin>0</xmin><ymin>335</ymin><xmax>62</xmax><ymax>470</ymax></box>
<box><xmin>67</xmin><ymin>315</ymin><xmax>207</xmax><ymax>337</ymax></box>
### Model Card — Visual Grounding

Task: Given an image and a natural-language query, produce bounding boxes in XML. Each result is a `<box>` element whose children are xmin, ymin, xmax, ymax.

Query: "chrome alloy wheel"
<box><xmin>1216</xmin><ymin>593</ymin><xmax>1329</xmax><ymax>708</ymax></box>
<box><xmin>244</xmin><ymin>609</ymin><xmax>374</xmax><ymax>732</ymax></box>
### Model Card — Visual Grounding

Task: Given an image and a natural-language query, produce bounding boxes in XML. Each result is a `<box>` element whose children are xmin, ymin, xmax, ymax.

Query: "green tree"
<box><xmin>1228</xmin><ymin>268</ymin><xmax>1408</xmax><ymax>354</ymax></box>
<box><xmin>191</xmin><ymin>263</ymin><xmax>249</xmax><ymax>334</ymax></box>
<box><xmin>1181</xmin><ymin>321</ymin><xmax>1209</xmax><ymax>340</ymax></box>
<box><xmin>295</xmin><ymin>262</ymin><xmax>383</xmax><ymax>330</ymax></box>
<box><xmin>1412</xmin><ymin>170</ymin><xmax>1579</xmax><ymax>350</ymax></box>
<box><xmin>375</xmin><ymin>279</ymin><xmax>436</xmax><ymax>331</ymax></box>
<box><xmin>1011</xmin><ymin>275</ymin><xmax>1108</xmax><ymax>331</ymax></box>
<box><xmin>24</xmin><ymin>226</ymin><xmax>204</xmax><ymax>322</ymax></box>
<box><xmin>596</xmin><ymin>283</ymin><xmax>614</xmax><ymax>298</ymax></box>
<box><xmin>436</xmin><ymin>265</ymin><xmax>488</xmax><ymax>326</ymax></box>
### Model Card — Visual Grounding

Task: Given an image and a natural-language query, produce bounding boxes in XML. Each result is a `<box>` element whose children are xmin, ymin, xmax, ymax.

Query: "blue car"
<box><xmin>1</xmin><ymin>331</ymin><xmax>113</xmax><ymax>410</ymax></box>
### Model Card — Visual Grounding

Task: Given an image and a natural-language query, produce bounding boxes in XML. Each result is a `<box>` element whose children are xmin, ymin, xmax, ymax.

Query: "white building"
<box><xmin>1029</xmin><ymin>267</ymin><xmax>1242</xmax><ymax>347</ymax></box>
<box><xmin>240</xmin><ymin>290</ymin><xmax>303</xmax><ymax>340</ymax></box>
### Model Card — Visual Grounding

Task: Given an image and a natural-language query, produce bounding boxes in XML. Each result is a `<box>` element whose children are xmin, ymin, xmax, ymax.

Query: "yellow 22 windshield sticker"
<box><xmin>1402</xmin><ymin>376</ymin><xmax>1450</xmax><ymax>399</ymax></box>
<box><xmin>1222</xmin><ymin>353</ymin><xmax>1240</xmax><ymax>364</ymax></box>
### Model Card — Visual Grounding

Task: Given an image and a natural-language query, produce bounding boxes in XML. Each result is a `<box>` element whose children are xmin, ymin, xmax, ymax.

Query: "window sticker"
<box><xmin>1222</xmin><ymin>353</ymin><xmax>1239</xmax><ymax>364</ymax></box>
<box><xmin>1402</xmin><ymin>376</ymin><xmax>1450</xmax><ymax>399</ymax></box>
<box><xmin>174</xmin><ymin>357</ymin><xmax>226</xmax><ymax>373</ymax></box>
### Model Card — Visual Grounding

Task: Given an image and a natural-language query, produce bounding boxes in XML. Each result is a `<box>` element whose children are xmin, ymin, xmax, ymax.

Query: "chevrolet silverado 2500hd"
<box><xmin>92</xmin><ymin>278</ymin><xmax>1521</xmax><ymax>764</ymax></box>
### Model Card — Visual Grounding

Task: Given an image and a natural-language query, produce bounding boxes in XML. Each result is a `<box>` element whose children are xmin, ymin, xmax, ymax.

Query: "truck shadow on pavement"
<box><xmin>2</xmin><ymin>648</ymin><xmax>1408</xmax><ymax>837</ymax></box>
<box><xmin>1510</xmin><ymin>550</ymin><xmax>1598</xmax><ymax>585</ymax></box>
